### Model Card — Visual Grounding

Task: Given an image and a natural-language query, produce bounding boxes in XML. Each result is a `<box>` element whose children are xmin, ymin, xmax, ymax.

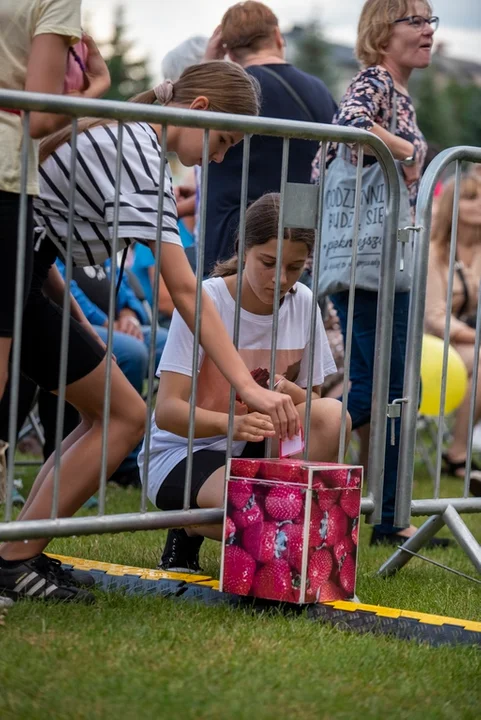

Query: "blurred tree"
<box><xmin>101</xmin><ymin>6</ymin><xmax>152</xmax><ymax>101</ymax></box>
<box><xmin>413</xmin><ymin>66</ymin><xmax>455</xmax><ymax>148</ymax></box>
<box><xmin>293</xmin><ymin>21</ymin><xmax>336</xmax><ymax>94</ymax></box>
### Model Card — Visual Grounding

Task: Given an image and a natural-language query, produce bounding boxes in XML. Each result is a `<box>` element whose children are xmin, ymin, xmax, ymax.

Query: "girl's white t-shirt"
<box><xmin>138</xmin><ymin>276</ymin><xmax>337</xmax><ymax>506</ymax></box>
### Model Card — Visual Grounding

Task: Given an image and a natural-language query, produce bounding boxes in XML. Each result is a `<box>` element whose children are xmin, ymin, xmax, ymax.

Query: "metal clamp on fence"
<box><xmin>397</xmin><ymin>225</ymin><xmax>422</xmax><ymax>271</ymax></box>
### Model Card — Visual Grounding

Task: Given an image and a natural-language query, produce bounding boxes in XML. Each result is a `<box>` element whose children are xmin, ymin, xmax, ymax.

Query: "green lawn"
<box><xmin>0</xmin><ymin>465</ymin><xmax>480</xmax><ymax>720</ymax></box>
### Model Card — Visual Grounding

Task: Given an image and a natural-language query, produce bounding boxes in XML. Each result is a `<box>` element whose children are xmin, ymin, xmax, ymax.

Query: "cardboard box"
<box><xmin>220</xmin><ymin>458</ymin><xmax>363</xmax><ymax>603</ymax></box>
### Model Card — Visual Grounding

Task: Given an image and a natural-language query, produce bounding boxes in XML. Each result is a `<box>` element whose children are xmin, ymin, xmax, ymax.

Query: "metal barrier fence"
<box><xmin>380</xmin><ymin>146</ymin><xmax>481</xmax><ymax>576</ymax></box>
<box><xmin>0</xmin><ymin>89</ymin><xmax>402</xmax><ymax>543</ymax></box>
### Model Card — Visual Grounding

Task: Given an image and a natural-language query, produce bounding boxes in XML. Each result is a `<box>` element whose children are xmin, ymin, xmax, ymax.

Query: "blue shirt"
<box><xmin>204</xmin><ymin>63</ymin><xmax>337</xmax><ymax>275</ymax></box>
<box><xmin>57</xmin><ymin>258</ymin><xmax>149</xmax><ymax>327</ymax></box>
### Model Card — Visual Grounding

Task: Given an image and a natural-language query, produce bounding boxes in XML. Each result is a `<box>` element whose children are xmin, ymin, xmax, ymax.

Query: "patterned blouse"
<box><xmin>311</xmin><ymin>65</ymin><xmax>427</xmax><ymax>209</ymax></box>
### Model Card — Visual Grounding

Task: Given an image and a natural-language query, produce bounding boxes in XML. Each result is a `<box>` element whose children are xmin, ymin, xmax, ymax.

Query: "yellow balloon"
<box><xmin>419</xmin><ymin>334</ymin><xmax>468</xmax><ymax>416</ymax></box>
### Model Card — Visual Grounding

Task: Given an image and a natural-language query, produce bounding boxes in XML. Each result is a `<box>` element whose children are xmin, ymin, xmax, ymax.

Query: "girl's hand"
<box><xmin>233</xmin><ymin>412</ymin><xmax>275</xmax><ymax>443</ymax></box>
<box><xmin>81</xmin><ymin>34</ymin><xmax>111</xmax><ymax>98</ymax></box>
<box><xmin>239</xmin><ymin>384</ymin><xmax>300</xmax><ymax>439</ymax></box>
<box><xmin>204</xmin><ymin>26</ymin><xmax>225</xmax><ymax>61</ymax></box>
<box><xmin>274</xmin><ymin>374</ymin><xmax>307</xmax><ymax>405</ymax></box>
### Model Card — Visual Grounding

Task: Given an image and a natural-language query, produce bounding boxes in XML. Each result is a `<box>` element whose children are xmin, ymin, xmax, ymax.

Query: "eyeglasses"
<box><xmin>393</xmin><ymin>15</ymin><xmax>439</xmax><ymax>32</ymax></box>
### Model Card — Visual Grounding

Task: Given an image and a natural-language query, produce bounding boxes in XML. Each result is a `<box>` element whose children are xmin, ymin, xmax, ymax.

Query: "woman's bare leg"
<box><xmin>15</xmin><ymin>417</ymin><xmax>92</xmax><ymax>518</ymax></box>
<box><xmin>0</xmin><ymin>358</ymin><xmax>146</xmax><ymax>560</ymax></box>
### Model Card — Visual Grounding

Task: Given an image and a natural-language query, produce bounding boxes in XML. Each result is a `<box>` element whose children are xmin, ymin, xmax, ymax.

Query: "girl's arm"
<box><xmin>26</xmin><ymin>34</ymin><xmax>110</xmax><ymax>139</ymax></box>
<box><xmin>156</xmin><ymin>243</ymin><xmax>299</xmax><ymax>439</ymax></box>
<box><xmin>273</xmin><ymin>375</ymin><xmax>321</xmax><ymax>405</ymax></box>
<box><xmin>147</xmin><ymin>266</ymin><xmax>175</xmax><ymax>316</ymax></box>
<box><xmin>156</xmin><ymin>371</ymin><xmax>275</xmax><ymax>443</ymax></box>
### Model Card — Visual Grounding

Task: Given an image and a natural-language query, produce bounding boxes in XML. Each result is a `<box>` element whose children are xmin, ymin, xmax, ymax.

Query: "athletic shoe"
<box><xmin>47</xmin><ymin>556</ymin><xmax>96</xmax><ymax>589</ymax></box>
<box><xmin>0</xmin><ymin>553</ymin><xmax>95</xmax><ymax>603</ymax></box>
<box><xmin>158</xmin><ymin>529</ymin><xmax>204</xmax><ymax>573</ymax></box>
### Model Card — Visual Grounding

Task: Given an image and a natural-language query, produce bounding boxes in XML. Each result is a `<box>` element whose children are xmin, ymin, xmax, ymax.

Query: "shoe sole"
<box><xmin>0</xmin><ymin>587</ymin><xmax>95</xmax><ymax>604</ymax></box>
<box><xmin>157</xmin><ymin>566</ymin><xmax>202</xmax><ymax>574</ymax></box>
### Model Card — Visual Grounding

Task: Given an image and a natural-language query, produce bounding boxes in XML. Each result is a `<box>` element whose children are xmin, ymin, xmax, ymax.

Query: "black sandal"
<box><xmin>442</xmin><ymin>454</ymin><xmax>481</xmax><ymax>497</ymax></box>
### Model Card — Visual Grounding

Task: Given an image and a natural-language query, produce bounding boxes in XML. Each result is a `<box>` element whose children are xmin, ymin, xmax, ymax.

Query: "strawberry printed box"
<box><xmin>219</xmin><ymin>458</ymin><xmax>363</xmax><ymax>604</ymax></box>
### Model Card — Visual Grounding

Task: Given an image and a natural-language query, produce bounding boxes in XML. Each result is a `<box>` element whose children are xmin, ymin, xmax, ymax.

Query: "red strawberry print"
<box><xmin>232</xmin><ymin>496</ymin><xmax>264</xmax><ymax>530</ymax></box>
<box><xmin>242</xmin><ymin>521</ymin><xmax>277</xmax><ymax>563</ymax></box>
<box><xmin>314</xmin><ymin>464</ymin><xmax>362</xmax><ymax>489</ymax></box>
<box><xmin>224</xmin><ymin>516</ymin><xmax>236</xmax><ymax>544</ymax></box>
<box><xmin>319</xmin><ymin>505</ymin><xmax>348</xmax><ymax>547</ymax></box>
<box><xmin>294</xmin><ymin>500</ymin><xmax>323</xmax><ymax>547</ymax></box>
<box><xmin>228</xmin><ymin>480</ymin><xmax>254</xmax><ymax>509</ymax></box>
<box><xmin>230</xmin><ymin>459</ymin><xmax>261</xmax><ymax>479</ymax></box>
<box><xmin>252</xmin><ymin>559</ymin><xmax>294</xmax><ymax>602</ymax></box>
<box><xmin>307</xmin><ymin>549</ymin><xmax>333</xmax><ymax>596</ymax></box>
<box><xmin>316</xmin><ymin>481</ymin><xmax>340</xmax><ymax>511</ymax></box>
<box><xmin>265</xmin><ymin>485</ymin><xmax>303</xmax><ymax>521</ymax></box>
<box><xmin>318</xmin><ymin>580</ymin><xmax>346</xmax><ymax>602</ymax></box>
<box><xmin>223</xmin><ymin>545</ymin><xmax>256</xmax><ymax>595</ymax></box>
<box><xmin>333</xmin><ymin>536</ymin><xmax>355</xmax><ymax>567</ymax></box>
<box><xmin>275</xmin><ymin>522</ymin><xmax>304</xmax><ymax>573</ymax></box>
<box><xmin>339</xmin><ymin>553</ymin><xmax>356</xmax><ymax>596</ymax></box>
<box><xmin>351</xmin><ymin>517</ymin><xmax>359</xmax><ymax>546</ymax></box>
<box><xmin>340</xmin><ymin>488</ymin><xmax>361</xmax><ymax>519</ymax></box>
<box><xmin>291</xmin><ymin>574</ymin><xmax>317</xmax><ymax>603</ymax></box>
<box><xmin>259</xmin><ymin>460</ymin><xmax>305</xmax><ymax>484</ymax></box>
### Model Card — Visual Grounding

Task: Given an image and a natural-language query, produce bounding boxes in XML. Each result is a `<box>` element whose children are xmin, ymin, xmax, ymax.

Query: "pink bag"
<box><xmin>64</xmin><ymin>40</ymin><xmax>88</xmax><ymax>94</ymax></box>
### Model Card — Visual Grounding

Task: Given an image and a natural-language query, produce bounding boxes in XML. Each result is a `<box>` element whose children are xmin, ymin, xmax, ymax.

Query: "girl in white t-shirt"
<box><xmin>140</xmin><ymin>192</ymin><xmax>351</xmax><ymax>571</ymax></box>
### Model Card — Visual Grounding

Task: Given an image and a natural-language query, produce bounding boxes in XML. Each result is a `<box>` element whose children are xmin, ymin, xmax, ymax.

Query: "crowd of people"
<box><xmin>0</xmin><ymin>0</ymin><xmax>479</xmax><ymax>603</ymax></box>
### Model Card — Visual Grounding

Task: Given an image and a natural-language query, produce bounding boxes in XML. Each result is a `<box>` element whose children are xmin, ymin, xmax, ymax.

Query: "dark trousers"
<box><xmin>331</xmin><ymin>289</ymin><xmax>409</xmax><ymax>533</ymax></box>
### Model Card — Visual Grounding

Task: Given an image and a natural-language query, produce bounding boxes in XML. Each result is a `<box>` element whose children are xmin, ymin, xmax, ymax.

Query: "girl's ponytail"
<box><xmin>211</xmin><ymin>255</ymin><xmax>240</xmax><ymax>278</ymax></box>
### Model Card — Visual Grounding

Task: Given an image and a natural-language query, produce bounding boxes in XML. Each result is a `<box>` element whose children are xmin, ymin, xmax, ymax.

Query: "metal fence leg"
<box><xmin>443</xmin><ymin>505</ymin><xmax>481</xmax><ymax>574</ymax></box>
<box><xmin>377</xmin><ymin>514</ymin><xmax>445</xmax><ymax>577</ymax></box>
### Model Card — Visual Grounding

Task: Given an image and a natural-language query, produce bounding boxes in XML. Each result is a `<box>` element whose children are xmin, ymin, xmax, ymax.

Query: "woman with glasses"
<box><xmin>312</xmin><ymin>1</ymin><xmax>449</xmax><ymax>548</ymax></box>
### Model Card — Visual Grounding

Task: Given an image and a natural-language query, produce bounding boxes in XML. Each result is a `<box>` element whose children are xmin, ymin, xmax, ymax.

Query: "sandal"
<box><xmin>441</xmin><ymin>454</ymin><xmax>481</xmax><ymax>497</ymax></box>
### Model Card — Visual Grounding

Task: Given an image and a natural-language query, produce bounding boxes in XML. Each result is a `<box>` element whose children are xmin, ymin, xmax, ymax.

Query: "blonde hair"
<box><xmin>431</xmin><ymin>174</ymin><xmax>481</xmax><ymax>262</ymax></box>
<box><xmin>221</xmin><ymin>1</ymin><xmax>279</xmax><ymax>60</ymax></box>
<box><xmin>356</xmin><ymin>0</ymin><xmax>432</xmax><ymax>67</ymax></box>
<box><xmin>39</xmin><ymin>61</ymin><xmax>261</xmax><ymax>163</ymax></box>
<box><xmin>212</xmin><ymin>193</ymin><xmax>314</xmax><ymax>281</ymax></box>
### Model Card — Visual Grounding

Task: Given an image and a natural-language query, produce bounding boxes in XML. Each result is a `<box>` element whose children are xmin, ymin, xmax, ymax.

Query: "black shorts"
<box><xmin>17</xmin><ymin>237</ymin><xmax>105</xmax><ymax>391</ymax></box>
<box><xmin>155</xmin><ymin>440</ymin><xmax>267</xmax><ymax>511</ymax></box>
<box><xmin>0</xmin><ymin>191</ymin><xmax>34</xmax><ymax>337</ymax></box>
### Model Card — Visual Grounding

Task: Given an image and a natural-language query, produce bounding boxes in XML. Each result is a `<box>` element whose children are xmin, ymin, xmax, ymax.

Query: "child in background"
<box><xmin>139</xmin><ymin>193</ymin><xmax>351</xmax><ymax>572</ymax></box>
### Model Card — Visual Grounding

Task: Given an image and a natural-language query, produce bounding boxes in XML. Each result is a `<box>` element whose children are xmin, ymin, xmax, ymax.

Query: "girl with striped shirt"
<box><xmin>0</xmin><ymin>61</ymin><xmax>299</xmax><ymax>604</ymax></box>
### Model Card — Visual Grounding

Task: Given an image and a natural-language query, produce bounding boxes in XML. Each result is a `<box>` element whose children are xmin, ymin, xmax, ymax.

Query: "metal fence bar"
<box><xmin>51</xmin><ymin>118</ymin><xmax>78</xmax><ymax>518</ymax></box>
<box><xmin>338</xmin><ymin>145</ymin><xmax>364</xmax><ymax>463</ymax></box>
<box><xmin>5</xmin><ymin>112</ymin><xmax>30</xmax><ymax>521</ymax></box>
<box><xmin>266</xmin><ymin>137</ymin><xmax>289</xmax><ymax>457</ymax></box>
<box><xmin>225</xmin><ymin>134</ymin><xmax>251</xmax><ymax>467</ymax></box>
<box><xmin>0</xmin><ymin>90</ymin><xmax>403</xmax><ymax>542</ymax></box>
<box><xmin>140</xmin><ymin>124</ymin><xmax>167</xmax><ymax>513</ymax></box>
<box><xmin>463</xmin><ymin>273</ymin><xmax>481</xmax><ymax>498</ymax></box>
<box><xmin>433</xmin><ymin>161</ymin><xmax>461</xmax><ymax>499</ymax></box>
<box><xmin>395</xmin><ymin>147</ymin><xmax>481</xmax><ymax>529</ymax></box>
<box><xmin>183</xmin><ymin>129</ymin><xmax>210</xmax><ymax>510</ymax></box>
<box><xmin>303</xmin><ymin>142</ymin><xmax>327</xmax><ymax>459</ymax></box>
<box><xmin>97</xmin><ymin>122</ymin><xmax>124</xmax><ymax>515</ymax></box>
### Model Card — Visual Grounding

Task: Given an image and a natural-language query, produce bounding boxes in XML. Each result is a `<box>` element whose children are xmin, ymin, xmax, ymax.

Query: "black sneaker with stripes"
<box><xmin>158</xmin><ymin>529</ymin><xmax>204</xmax><ymax>573</ymax></box>
<box><xmin>0</xmin><ymin>553</ymin><xmax>95</xmax><ymax>603</ymax></box>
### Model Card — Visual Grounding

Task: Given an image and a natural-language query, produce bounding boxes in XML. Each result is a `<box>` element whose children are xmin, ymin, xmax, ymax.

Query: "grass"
<box><xmin>0</xmin><ymin>464</ymin><xmax>480</xmax><ymax>719</ymax></box>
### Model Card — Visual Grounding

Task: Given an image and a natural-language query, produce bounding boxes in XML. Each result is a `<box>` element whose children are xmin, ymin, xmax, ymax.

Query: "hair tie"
<box><xmin>153</xmin><ymin>80</ymin><xmax>174</xmax><ymax>105</ymax></box>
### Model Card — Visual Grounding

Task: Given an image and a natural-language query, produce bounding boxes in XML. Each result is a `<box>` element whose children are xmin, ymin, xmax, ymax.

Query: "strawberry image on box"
<box><xmin>220</xmin><ymin>459</ymin><xmax>363</xmax><ymax>604</ymax></box>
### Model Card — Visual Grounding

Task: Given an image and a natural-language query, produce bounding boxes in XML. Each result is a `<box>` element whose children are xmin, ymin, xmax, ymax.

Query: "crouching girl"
<box><xmin>139</xmin><ymin>193</ymin><xmax>352</xmax><ymax>572</ymax></box>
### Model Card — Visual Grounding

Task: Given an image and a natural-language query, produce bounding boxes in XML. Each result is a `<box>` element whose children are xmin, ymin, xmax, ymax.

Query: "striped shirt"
<box><xmin>34</xmin><ymin>121</ymin><xmax>181</xmax><ymax>267</ymax></box>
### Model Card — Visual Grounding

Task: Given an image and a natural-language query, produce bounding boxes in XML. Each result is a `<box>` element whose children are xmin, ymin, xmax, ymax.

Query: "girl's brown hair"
<box><xmin>356</xmin><ymin>0</ymin><xmax>432</xmax><ymax>67</ymax></box>
<box><xmin>431</xmin><ymin>174</ymin><xmax>481</xmax><ymax>262</ymax></box>
<box><xmin>212</xmin><ymin>193</ymin><xmax>314</xmax><ymax>282</ymax></box>
<box><xmin>221</xmin><ymin>1</ymin><xmax>279</xmax><ymax>58</ymax></box>
<box><xmin>39</xmin><ymin>60</ymin><xmax>261</xmax><ymax>163</ymax></box>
